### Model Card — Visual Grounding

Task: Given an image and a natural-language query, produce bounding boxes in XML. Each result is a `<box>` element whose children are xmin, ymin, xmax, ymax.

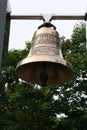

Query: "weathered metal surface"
<box><xmin>16</xmin><ymin>24</ymin><xmax>73</xmax><ymax>86</ymax></box>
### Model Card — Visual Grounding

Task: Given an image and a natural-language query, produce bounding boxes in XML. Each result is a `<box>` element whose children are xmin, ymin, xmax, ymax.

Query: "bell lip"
<box><xmin>16</xmin><ymin>55</ymin><xmax>73</xmax><ymax>85</ymax></box>
<box><xmin>16</xmin><ymin>55</ymin><xmax>73</xmax><ymax>70</ymax></box>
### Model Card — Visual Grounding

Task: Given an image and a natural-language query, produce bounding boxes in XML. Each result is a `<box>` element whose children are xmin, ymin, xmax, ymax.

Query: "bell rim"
<box><xmin>16</xmin><ymin>55</ymin><xmax>73</xmax><ymax>85</ymax></box>
<box><xmin>16</xmin><ymin>55</ymin><xmax>73</xmax><ymax>70</ymax></box>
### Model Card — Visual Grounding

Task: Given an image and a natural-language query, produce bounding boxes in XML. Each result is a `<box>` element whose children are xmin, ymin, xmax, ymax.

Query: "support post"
<box><xmin>0</xmin><ymin>0</ymin><xmax>8</xmax><ymax>70</ymax></box>
<box><xmin>85</xmin><ymin>13</ymin><xmax>87</xmax><ymax>49</ymax></box>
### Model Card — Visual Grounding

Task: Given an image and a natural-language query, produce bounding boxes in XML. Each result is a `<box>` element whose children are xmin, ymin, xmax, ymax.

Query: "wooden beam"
<box><xmin>52</xmin><ymin>15</ymin><xmax>85</xmax><ymax>20</ymax></box>
<box><xmin>10</xmin><ymin>15</ymin><xmax>44</xmax><ymax>20</ymax></box>
<box><xmin>10</xmin><ymin>15</ymin><xmax>85</xmax><ymax>21</ymax></box>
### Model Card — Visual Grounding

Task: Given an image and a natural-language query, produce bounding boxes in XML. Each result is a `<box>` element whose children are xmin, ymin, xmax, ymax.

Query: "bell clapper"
<box><xmin>40</xmin><ymin>62</ymin><xmax>48</xmax><ymax>87</ymax></box>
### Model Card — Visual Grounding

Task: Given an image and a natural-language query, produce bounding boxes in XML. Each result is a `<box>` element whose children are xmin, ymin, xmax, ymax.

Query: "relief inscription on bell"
<box><xmin>30</xmin><ymin>33</ymin><xmax>61</xmax><ymax>56</ymax></box>
<box><xmin>31</xmin><ymin>46</ymin><xmax>60</xmax><ymax>56</ymax></box>
<box><xmin>32</xmin><ymin>34</ymin><xmax>59</xmax><ymax>47</ymax></box>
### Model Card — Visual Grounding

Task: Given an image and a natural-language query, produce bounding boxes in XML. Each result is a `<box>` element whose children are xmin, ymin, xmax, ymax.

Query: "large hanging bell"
<box><xmin>16</xmin><ymin>22</ymin><xmax>73</xmax><ymax>86</ymax></box>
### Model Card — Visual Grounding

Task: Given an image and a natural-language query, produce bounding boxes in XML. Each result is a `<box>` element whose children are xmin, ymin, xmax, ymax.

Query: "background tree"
<box><xmin>0</xmin><ymin>22</ymin><xmax>87</xmax><ymax>130</ymax></box>
<box><xmin>57</xmin><ymin>22</ymin><xmax>87</xmax><ymax>130</ymax></box>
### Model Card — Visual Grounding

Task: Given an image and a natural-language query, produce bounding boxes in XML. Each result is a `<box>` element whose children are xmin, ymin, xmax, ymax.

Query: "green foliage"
<box><xmin>60</xmin><ymin>22</ymin><xmax>87</xmax><ymax>130</ymax></box>
<box><xmin>0</xmin><ymin>22</ymin><xmax>87</xmax><ymax>130</ymax></box>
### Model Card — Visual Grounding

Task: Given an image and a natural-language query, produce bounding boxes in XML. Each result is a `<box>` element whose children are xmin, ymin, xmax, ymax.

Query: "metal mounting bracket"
<box><xmin>42</xmin><ymin>14</ymin><xmax>53</xmax><ymax>22</ymax></box>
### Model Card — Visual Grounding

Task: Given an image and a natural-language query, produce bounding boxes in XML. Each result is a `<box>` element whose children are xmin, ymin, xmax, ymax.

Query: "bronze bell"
<box><xmin>16</xmin><ymin>22</ymin><xmax>73</xmax><ymax>86</ymax></box>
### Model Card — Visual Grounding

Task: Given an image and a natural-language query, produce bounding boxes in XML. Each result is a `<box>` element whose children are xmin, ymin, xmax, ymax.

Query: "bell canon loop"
<box><xmin>16</xmin><ymin>22</ymin><xmax>73</xmax><ymax>86</ymax></box>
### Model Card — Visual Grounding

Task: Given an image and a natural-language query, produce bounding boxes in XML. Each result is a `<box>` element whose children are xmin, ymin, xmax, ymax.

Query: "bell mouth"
<box><xmin>16</xmin><ymin>55</ymin><xmax>73</xmax><ymax>86</ymax></box>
